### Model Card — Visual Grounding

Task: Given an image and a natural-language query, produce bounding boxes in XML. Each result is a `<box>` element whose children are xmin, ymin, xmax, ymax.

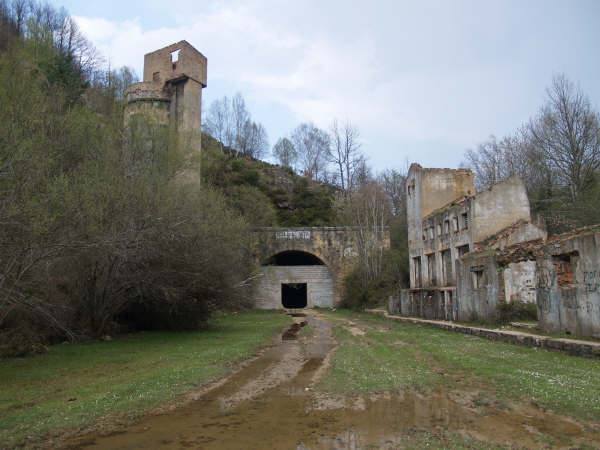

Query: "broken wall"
<box><xmin>456</xmin><ymin>252</ymin><xmax>501</xmax><ymax>322</ymax></box>
<box><xmin>471</xmin><ymin>176</ymin><xmax>532</xmax><ymax>243</ymax></box>
<box><xmin>537</xmin><ymin>231</ymin><xmax>600</xmax><ymax>338</ymax></box>
<box><xmin>396</xmin><ymin>289</ymin><xmax>456</xmax><ymax>321</ymax></box>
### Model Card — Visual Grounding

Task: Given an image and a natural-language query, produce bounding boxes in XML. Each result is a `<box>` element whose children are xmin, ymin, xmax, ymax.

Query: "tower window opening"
<box><xmin>170</xmin><ymin>49</ymin><xmax>181</xmax><ymax>69</ymax></box>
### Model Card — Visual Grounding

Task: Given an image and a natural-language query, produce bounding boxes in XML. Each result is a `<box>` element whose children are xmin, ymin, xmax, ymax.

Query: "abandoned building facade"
<box><xmin>397</xmin><ymin>163</ymin><xmax>546</xmax><ymax>321</ymax></box>
<box><xmin>124</xmin><ymin>40</ymin><xmax>207</xmax><ymax>149</ymax></box>
<box><xmin>458</xmin><ymin>226</ymin><xmax>600</xmax><ymax>338</ymax></box>
<box><xmin>391</xmin><ymin>163</ymin><xmax>600</xmax><ymax>339</ymax></box>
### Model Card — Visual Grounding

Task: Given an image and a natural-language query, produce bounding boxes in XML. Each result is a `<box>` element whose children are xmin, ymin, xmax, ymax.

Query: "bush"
<box><xmin>341</xmin><ymin>253</ymin><xmax>402</xmax><ymax>310</ymax></box>
<box><xmin>226</xmin><ymin>185</ymin><xmax>277</xmax><ymax>226</ymax></box>
<box><xmin>496</xmin><ymin>301</ymin><xmax>538</xmax><ymax>323</ymax></box>
<box><xmin>0</xmin><ymin>29</ymin><xmax>256</xmax><ymax>355</ymax></box>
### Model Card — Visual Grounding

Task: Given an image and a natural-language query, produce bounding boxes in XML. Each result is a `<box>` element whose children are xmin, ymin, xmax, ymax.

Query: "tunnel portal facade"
<box><xmin>252</xmin><ymin>227</ymin><xmax>390</xmax><ymax>309</ymax></box>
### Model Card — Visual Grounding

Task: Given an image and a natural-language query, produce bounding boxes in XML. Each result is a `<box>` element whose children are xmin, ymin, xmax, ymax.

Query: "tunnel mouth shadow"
<box><xmin>265</xmin><ymin>250</ymin><xmax>324</xmax><ymax>266</ymax></box>
<box><xmin>282</xmin><ymin>283</ymin><xmax>307</xmax><ymax>309</ymax></box>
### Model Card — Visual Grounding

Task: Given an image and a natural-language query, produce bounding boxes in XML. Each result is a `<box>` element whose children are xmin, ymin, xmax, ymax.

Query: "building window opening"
<box><xmin>170</xmin><ymin>49</ymin><xmax>181</xmax><ymax>69</ymax></box>
<box><xmin>441</xmin><ymin>249</ymin><xmax>453</xmax><ymax>285</ymax></box>
<box><xmin>461</xmin><ymin>212</ymin><xmax>469</xmax><ymax>230</ymax></box>
<box><xmin>413</xmin><ymin>256</ymin><xmax>422</xmax><ymax>287</ymax></box>
<box><xmin>552</xmin><ymin>252</ymin><xmax>578</xmax><ymax>287</ymax></box>
<box><xmin>453</xmin><ymin>216</ymin><xmax>459</xmax><ymax>233</ymax></box>
<box><xmin>282</xmin><ymin>283</ymin><xmax>307</xmax><ymax>308</ymax></box>
<box><xmin>407</xmin><ymin>180</ymin><xmax>415</xmax><ymax>197</ymax></box>
<box><xmin>457</xmin><ymin>244</ymin><xmax>470</xmax><ymax>258</ymax></box>
<box><xmin>437</xmin><ymin>224</ymin><xmax>442</xmax><ymax>236</ymax></box>
<box><xmin>426</xmin><ymin>253</ymin><xmax>436</xmax><ymax>285</ymax></box>
<box><xmin>444</xmin><ymin>220</ymin><xmax>450</xmax><ymax>234</ymax></box>
<box><xmin>170</xmin><ymin>49</ymin><xmax>181</xmax><ymax>62</ymax></box>
<box><xmin>152</xmin><ymin>71</ymin><xmax>160</xmax><ymax>82</ymax></box>
<box><xmin>471</xmin><ymin>267</ymin><xmax>487</xmax><ymax>289</ymax></box>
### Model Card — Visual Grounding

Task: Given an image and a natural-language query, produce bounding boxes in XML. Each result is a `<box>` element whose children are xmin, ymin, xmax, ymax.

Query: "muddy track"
<box><xmin>62</xmin><ymin>312</ymin><xmax>600</xmax><ymax>449</ymax></box>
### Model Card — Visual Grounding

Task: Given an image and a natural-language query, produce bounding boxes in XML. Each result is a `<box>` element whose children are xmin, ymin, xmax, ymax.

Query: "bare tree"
<box><xmin>291</xmin><ymin>123</ymin><xmax>330</xmax><ymax>181</ymax></box>
<box><xmin>204</xmin><ymin>93</ymin><xmax>268</xmax><ymax>158</ymax></box>
<box><xmin>238</xmin><ymin>120</ymin><xmax>268</xmax><ymax>159</ymax></box>
<box><xmin>528</xmin><ymin>75</ymin><xmax>600</xmax><ymax>201</ymax></box>
<box><xmin>230</xmin><ymin>93</ymin><xmax>250</xmax><ymax>151</ymax></box>
<box><xmin>328</xmin><ymin>120</ymin><xmax>363</xmax><ymax>194</ymax></box>
<box><xmin>204</xmin><ymin>96</ymin><xmax>231</xmax><ymax>149</ymax></box>
<box><xmin>348</xmin><ymin>182</ymin><xmax>390</xmax><ymax>283</ymax></box>
<box><xmin>463</xmin><ymin>131</ymin><xmax>549</xmax><ymax>192</ymax></box>
<box><xmin>272</xmin><ymin>137</ymin><xmax>297</xmax><ymax>169</ymax></box>
<box><xmin>378</xmin><ymin>169</ymin><xmax>407</xmax><ymax>216</ymax></box>
<box><xmin>11</xmin><ymin>0</ymin><xmax>28</xmax><ymax>35</ymax></box>
<box><xmin>1</xmin><ymin>0</ymin><xmax>101</xmax><ymax>77</ymax></box>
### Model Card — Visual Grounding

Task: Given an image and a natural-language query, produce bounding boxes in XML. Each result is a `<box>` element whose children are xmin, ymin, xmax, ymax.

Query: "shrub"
<box><xmin>496</xmin><ymin>300</ymin><xmax>538</xmax><ymax>323</ymax></box>
<box><xmin>341</xmin><ymin>260</ymin><xmax>399</xmax><ymax>310</ymax></box>
<box><xmin>0</xmin><ymin>31</ymin><xmax>256</xmax><ymax>354</ymax></box>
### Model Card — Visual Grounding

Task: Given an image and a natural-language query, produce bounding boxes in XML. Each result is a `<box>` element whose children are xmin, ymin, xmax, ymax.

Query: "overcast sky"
<box><xmin>50</xmin><ymin>0</ymin><xmax>600</xmax><ymax>172</ymax></box>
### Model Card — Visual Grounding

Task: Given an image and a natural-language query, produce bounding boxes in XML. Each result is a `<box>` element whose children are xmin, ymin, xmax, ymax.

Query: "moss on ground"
<box><xmin>0</xmin><ymin>311</ymin><xmax>290</xmax><ymax>447</ymax></box>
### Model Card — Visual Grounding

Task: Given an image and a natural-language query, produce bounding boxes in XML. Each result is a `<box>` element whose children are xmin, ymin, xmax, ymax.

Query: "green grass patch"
<box><xmin>0</xmin><ymin>310</ymin><xmax>290</xmax><ymax>447</ymax></box>
<box><xmin>319</xmin><ymin>325</ymin><xmax>440</xmax><ymax>393</ymax></box>
<box><xmin>320</xmin><ymin>310</ymin><xmax>600</xmax><ymax>421</ymax></box>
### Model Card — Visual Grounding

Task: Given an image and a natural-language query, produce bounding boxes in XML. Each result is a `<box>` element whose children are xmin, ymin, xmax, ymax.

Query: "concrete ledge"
<box><xmin>364</xmin><ymin>309</ymin><xmax>600</xmax><ymax>358</ymax></box>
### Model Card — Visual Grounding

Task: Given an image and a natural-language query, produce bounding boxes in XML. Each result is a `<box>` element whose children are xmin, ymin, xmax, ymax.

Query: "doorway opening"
<box><xmin>282</xmin><ymin>283</ymin><xmax>307</xmax><ymax>308</ymax></box>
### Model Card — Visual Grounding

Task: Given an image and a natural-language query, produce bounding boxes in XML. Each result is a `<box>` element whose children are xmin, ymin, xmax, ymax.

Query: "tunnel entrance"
<box><xmin>255</xmin><ymin>250</ymin><xmax>333</xmax><ymax>309</ymax></box>
<box><xmin>282</xmin><ymin>283</ymin><xmax>307</xmax><ymax>308</ymax></box>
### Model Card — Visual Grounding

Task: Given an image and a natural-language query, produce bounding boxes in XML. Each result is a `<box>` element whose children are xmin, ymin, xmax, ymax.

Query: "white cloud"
<box><xmin>72</xmin><ymin>0</ymin><xmax>600</xmax><ymax>170</ymax></box>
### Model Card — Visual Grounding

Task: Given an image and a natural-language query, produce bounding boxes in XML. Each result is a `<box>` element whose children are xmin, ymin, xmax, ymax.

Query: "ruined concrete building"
<box><xmin>394</xmin><ymin>164</ymin><xmax>546</xmax><ymax>321</ymax></box>
<box><xmin>392</xmin><ymin>163</ymin><xmax>600</xmax><ymax>339</ymax></box>
<box><xmin>460</xmin><ymin>226</ymin><xmax>600</xmax><ymax>338</ymax></box>
<box><xmin>125</xmin><ymin>41</ymin><xmax>207</xmax><ymax>149</ymax></box>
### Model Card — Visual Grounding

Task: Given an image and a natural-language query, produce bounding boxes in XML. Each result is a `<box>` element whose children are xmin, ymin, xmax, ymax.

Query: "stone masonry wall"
<box><xmin>254</xmin><ymin>266</ymin><xmax>334</xmax><ymax>309</ymax></box>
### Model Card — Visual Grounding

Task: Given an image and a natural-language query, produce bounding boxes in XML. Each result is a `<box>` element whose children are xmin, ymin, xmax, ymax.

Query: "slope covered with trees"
<box><xmin>0</xmin><ymin>0</ymin><xmax>407</xmax><ymax>357</ymax></box>
<box><xmin>0</xmin><ymin>0</ymin><xmax>256</xmax><ymax>355</ymax></box>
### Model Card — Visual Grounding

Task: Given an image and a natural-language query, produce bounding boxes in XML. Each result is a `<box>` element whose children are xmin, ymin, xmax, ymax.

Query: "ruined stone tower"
<box><xmin>125</xmin><ymin>41</ymin><xmax>207</xmax><ymax>150</ymax></box>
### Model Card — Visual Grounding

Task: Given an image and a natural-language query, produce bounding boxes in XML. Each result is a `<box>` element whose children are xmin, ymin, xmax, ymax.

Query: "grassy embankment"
<box><xmin>319</xmin><ymin>310</ymin><xmax>600</xmax><ymax>422</ymax></box>
<box><xmin>0</xmin><ymin>311</ymin><xmax>290</xmax><ymax>447</ymax></box>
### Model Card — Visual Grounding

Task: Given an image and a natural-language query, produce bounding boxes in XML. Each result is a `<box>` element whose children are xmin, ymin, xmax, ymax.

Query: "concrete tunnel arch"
<box><xmin>255</xmin><ymin>249</ymin><xmax>335</xmax><ymax>309</ymax></box>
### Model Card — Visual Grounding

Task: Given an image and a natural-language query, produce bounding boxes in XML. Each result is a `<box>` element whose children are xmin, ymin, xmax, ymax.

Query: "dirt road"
<box><xmin>65</xmin><ymin>312</ymin><xmax>600</xmax><ymax>449</ymax></box>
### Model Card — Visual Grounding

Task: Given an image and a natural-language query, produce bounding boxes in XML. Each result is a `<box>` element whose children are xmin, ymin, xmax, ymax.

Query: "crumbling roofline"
<box><xmin>145</xmin><ymin>40</ymin><xmax>207</xmax><ymax>60</ymax></box>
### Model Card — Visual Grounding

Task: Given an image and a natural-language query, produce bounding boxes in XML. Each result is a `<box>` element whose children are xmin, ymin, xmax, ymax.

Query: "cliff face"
<box><xmin>201</xmin><ymin>133</ymin><xmax>337</xmax><ymax>227</ymax></box>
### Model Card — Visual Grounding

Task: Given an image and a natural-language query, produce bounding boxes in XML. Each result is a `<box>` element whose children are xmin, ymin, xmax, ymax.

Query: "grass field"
<box><xmin>319</xmin><ymin>310</ymin><xmax>600</xmax><ymax>422</ymax></box>
<box><xmin>0</xmin><ymin>310</ymin><xmax>290</xmax><ymax>448</ymax></box>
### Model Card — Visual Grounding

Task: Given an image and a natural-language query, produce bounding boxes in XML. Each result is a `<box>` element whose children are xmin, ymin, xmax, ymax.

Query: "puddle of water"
<box><xmin>65</xmin><ymin>314</ymin><xmax>600</xmax><ymax>450</ymax></box>
<box><xmin>282</xmin><ymin>321</ymin><xmax>307</xmax><ymax>340</ymax></box>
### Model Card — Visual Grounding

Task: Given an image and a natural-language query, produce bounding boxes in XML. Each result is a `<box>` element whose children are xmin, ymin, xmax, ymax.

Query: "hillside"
<box><xmin>201</xmin><ymin>133</ymin><xmax>337</xmax><ymax>227</ymax></box>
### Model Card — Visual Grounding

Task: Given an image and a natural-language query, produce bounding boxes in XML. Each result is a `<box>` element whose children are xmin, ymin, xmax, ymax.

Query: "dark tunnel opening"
<box><xmin>282</xmin><ymin>283</ymin><xmax>307</xmax><ymax>308</ymax></box>
<box><xmin>264</xmin><ymin>250</ymin><xmax>324</xmax><ymax>266</ymax></box>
